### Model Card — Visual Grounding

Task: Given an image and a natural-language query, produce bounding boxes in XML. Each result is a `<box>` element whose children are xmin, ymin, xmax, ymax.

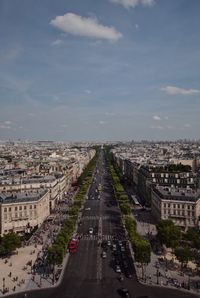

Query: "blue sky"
<box><xmin>0</xmin><ymin>0</ymin><xmax>200</xmax><ymax>141</ymax></box>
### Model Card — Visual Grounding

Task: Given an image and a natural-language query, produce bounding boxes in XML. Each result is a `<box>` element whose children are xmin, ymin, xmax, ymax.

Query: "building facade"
<box><xmin>0</xmin><ymin>190</ymin><xmax>50</xmax><ymax>236</ymax></box>
<box><xmin>151</xmin><ymin>186</ymin><xmax>200</xmax><ymax>230</ymax></box>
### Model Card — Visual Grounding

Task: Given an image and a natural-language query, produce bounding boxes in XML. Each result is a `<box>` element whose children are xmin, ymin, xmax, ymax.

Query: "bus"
<box><xmin>131</xmin><ymin>195</ymin><xmax>140</xmax><ymax>206</ymax></box>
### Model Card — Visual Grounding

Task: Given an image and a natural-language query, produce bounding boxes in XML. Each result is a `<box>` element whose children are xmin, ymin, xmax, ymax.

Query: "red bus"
<box><xmin>68</xmin><ymin>238</ymin><xmax>79</xmax><ymax>253</ymax></box>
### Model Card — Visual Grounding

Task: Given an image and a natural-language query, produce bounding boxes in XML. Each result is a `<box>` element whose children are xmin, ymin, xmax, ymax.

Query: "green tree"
<box><xmin>174</xmin><ymin>246</ymin><xmax>191</xmax><ymax>270</ymax></box>
<box><xmin>156</xmin><ymin>220</ymin><xmax>181</xmax><ymax>248</ymax></box>
<box><xmin>120</xmin><ymin>203</ymin><xmax>131</xmax><ymax>215</ymax></box>
<box><xmin>47</xmin><ymin>244</ymin><xmax>64</xmax><ymax>265</ymax></box>
<box><xmin>0</xmin><ymin>232</ymin><xmax>21</xmax><ymax>255</ymax></box>
<box><xmin>184</xmin><ymin>228</ymin><xmax>200</xmax><ymax>249</ymax></box>
<box><xmin>133</xmin><ymin>238</ymin><xmax>151</xmax><ymax>279</ymax></box>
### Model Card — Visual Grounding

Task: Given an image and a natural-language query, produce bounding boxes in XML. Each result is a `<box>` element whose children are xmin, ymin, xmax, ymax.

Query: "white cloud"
<box><xmin>105</xmin><ymin>112</ymin><xmax>115</xmax><ymax>116</ymax></box>
<box><xmin>50</xmin><ymin>13</ymin><xmax>122</xmax><ymax>41</ymax></box>
<box><xmin>99</xmin><ymin>120</ymin><xmax>106</xmax><ymax>125</ymax></box>
<box><xmin>84</xmin><ymin>89</ymin><xmax>92</xmax><ymax>94</ymax></box>
<box><xmin>166</xmin><ymin>125</ymin><xmax>174</xmax><ymax>129</ymax></box>
<box><xmin>110</xmin><ymin>0</ymin><xmax>155</xmax><ymax>9</ymax></box>
<box><xmin>161</xmin><ymin>86</ymin><xmax>200</xmax><ymax>95</ymax></box>
<box><xmin>184</xmin><ymin>123</ymin><xmax>191</xmax><ymax>128</ymax></box>
<box><xmin>4</xmin><ymin>120</ymin><xmax>12</xmax><ymax>125</ymax></box>
<box><xmin>0</xmin><ymin>124</ymin><xmax>11</xmax><ymax>129</ymax></box>
<box><xmin>135</xmin><ymin>24</ymin><xmax>139</xmax><ymax>29</ymax></box>
<box><xmin>51</xmin><ymin>39</ymin><xmax>63</xmax><ymax>46</ymax></box>
<box><xmin>150</xmin><ymin>125</ymin><xmax>163</xmax><ymax>130</ymax></box>
<box><xmin>0</xmin><ymin>45</ymin><xmax>23</xmax><ymax>64</ymax></box>
<box><xmin>153</xmin><ymin>115</ymin><xmax>161</xmax><ymax>121</ymax></box>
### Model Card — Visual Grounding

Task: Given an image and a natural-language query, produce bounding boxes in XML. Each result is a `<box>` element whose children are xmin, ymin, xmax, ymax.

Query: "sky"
<box><xmin>0</xmin><ymin>0</ymin><xmax>200</xmax><ymax>142</ymax></box>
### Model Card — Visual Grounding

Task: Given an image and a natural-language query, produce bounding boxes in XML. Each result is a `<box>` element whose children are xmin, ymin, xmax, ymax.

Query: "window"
<box><xmin>19</xmin><ymin>206</ymin><xmax>22</xmax><ymax>210</ymax></box>
<box><xmin>4</xmin><ymin>208</ymin><xmax>7</xmax><ymax>212</ymax></box>
<box><xmin>24</xmin><ymin>206</ymin><xmax>26</xmax><ymax>210</ymax></box>
<box><xmin>9</xmin><ymin>207</ymin><xmax>11</xmax><ymax>211</ymax></box>
<box><xmin>34</xmin><ymin>205</ymin><xmax>36</xmax><ymax>209</ymax></box>
<box><xmin>15</xmin><ymin>206</ymin><xmax>17</xmax><ymax>211</ymax></box>
<box><xmin>30</xmin><ymin>205</ymin><xmax>32</xmax><ymax>209</ymax></box>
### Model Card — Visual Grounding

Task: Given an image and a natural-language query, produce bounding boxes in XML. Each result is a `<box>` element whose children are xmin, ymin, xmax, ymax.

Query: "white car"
<box><xmin>85</xmin><ymin>207</ymin><xmax>91</xmax><ymax>211</ymax></box>
<box><xmin>116</xmin><ymin>265</ymin><xmax>121</xmax><ymax>273</ymax></box>
<box><xmin>89</xmin><ymin>227</ymin><xmax>94</xmax><ymax>235</ymax></box>
<box><xmin>102</xmin><ymin>251</ymin><xmax>107</xmax><ymax>258</ymax></box>
<box><xmin>107</xmin><ymin>240</ymin><xmax>111</xmax><ymax>246</ymax></box>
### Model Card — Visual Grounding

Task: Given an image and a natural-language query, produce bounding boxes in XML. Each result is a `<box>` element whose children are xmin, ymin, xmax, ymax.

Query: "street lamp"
<box><xmin>156</xmin><ymin>269</ymin><xmax>159</xmax><ymax>285</ymax></box>
<box><xmin>188</xmin><ymin>273</ymin><xmax>191</xmax><ymax>290</ymax></box>
<box><xmin>2</xmin><ymin>277</ymin><xmax>5</xmax><ymax>293</ymax></box>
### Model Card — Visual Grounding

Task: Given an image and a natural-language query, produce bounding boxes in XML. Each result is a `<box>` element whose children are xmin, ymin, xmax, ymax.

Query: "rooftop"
<box><xmin>153</xmin><ymin>186</ymin><xmax>200</xmax><ymax>202</ymax></box>
<box><xmin>0</xmin><ymin>189</ymin><xmax>48</xmax><ymax>204</ymax></box>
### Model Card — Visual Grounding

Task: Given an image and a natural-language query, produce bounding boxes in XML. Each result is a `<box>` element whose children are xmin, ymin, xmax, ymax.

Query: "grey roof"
<box><xmin>153</xmin><ymin>186</ymin><xmax>200</xmax><ymax>202</ymax></box>
<box><xmin>0</xmin><ymin>189</ymin><xmax>48</xmax><ymax>204</ymax></box>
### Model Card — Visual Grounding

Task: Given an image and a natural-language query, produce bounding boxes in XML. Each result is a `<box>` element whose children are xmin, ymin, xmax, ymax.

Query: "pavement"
<box><xmin>0</xmin><ymin>189</ymin><xmax>77</xmax><ymax>297</ymax></box>
<box><xmin>125</xmin><ymin>186</ymin><xmax>200</xmax><ymax>294</ymax></box>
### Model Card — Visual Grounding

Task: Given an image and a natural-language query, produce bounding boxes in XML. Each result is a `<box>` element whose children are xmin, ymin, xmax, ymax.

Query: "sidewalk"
<box><xmin>0</xmin><ymin>244</ymin><xmax>42</xmax><ymax>296</ymax></box>
<box><xmin>130</xmin><ymin>208</ymin><xmax>200</xmax><ymax>295</ymax></box>
<box><xmin>0</xmin><ymin>189</ymin><xmax>78</xmax><ymax>297</ymax></box>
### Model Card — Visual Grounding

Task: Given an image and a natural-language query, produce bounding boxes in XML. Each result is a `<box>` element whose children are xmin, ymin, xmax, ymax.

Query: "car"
<box><xmin>112</xmin><ymin>244</ymin><xmax>117</xmax><ymax>251</ymax></box>
<box><xmin>118</xmin><ymin>240</ymin><xmax>123</xmax><ymax>247</ymax></box>
<box><xmin>85</xmin><ymin>207</ymin><xmax>91</xmax><ymax>211</ymax></box>
<box><xmin>118</xmin><ymin>288</ymin><xmax>130</xmax><ymax>298</ymax></box>
<box><xmin>107</xmin><ymin>240</ymin><xmax>111</xmax><ymax>246</ymax></box>
<box><xmin>102</xmin><ymin>251</ymin><xmax>107</xmax><ymax>258</ymax></box>
<box><xmin>116</xmin><ymin>265</ymin><xmax>121</xmax><ymax>273</ymax></box>
<box><xmin>124</xmin><ymin>268</ymin><xmax>132</xmax><ymax>278</ymax></box>
<box><xmin>89</xmin><ymin>227</ymin><xmax>94</xmax><ymax>235</ymax></box>
<box><xmin>101</xmin><ymin>240</ymin><xmax>107</xmax><ymax>248</ymax></box>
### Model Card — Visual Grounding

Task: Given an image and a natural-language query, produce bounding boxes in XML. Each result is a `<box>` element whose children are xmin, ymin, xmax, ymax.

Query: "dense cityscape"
<box><xmin>1</xmin><ymin>0</ymin><xmax>200</xmax><ymax>297</ymax></box>
<box><xmin>0</xmin><ymin>141</ymin><xmax>199</xmax><ymax>297</ymax></box>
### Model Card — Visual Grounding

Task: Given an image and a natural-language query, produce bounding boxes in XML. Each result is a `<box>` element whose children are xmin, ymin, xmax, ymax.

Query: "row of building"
<box><xmin>111</xmin><ymin>142</ymin><xmax>200</xmax><ymax>230</ymax></box>
<box><xmin>0</xmin><ymin>142</ymin><xmax>96</xmax><ymax>236</ymax></box>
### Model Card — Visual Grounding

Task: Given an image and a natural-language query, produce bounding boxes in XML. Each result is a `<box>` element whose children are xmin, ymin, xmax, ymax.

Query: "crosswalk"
<box><xmin>82</xmin><ymin>215</ymin><xmax>110</xmax><ymax>220</ymax></box>
<box><xmin>80</xmin><ymin>234</ymin><xmax>114</xmax><ymax>241</ymax></box>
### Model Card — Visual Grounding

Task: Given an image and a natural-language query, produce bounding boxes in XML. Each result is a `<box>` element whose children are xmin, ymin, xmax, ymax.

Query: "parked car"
<box><xmin>118</xmin><ymin>288</ymin><xmax>130</xmax><ymax>298</ymax></box>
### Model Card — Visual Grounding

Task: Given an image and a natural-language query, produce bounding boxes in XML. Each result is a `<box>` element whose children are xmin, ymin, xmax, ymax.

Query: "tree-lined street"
<box><xmin>7</xmin><ymin>149</ymin><xmax>197</xmax><ymax>298</ymax></box>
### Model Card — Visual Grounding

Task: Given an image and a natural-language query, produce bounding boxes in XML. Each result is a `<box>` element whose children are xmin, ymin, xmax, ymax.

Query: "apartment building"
<box><xmin>151</xmin><ymin>186</ymin><xmax>200</xmax><ymax>230</ymax></box>
<box><xmin>0</xmin><ymin>174</ymin><xmax>66</xmax><ymax>211</ymax></box>
<box><xmin>0</xmin><ymin>189</ymin><xmax>50</xmax><ymax>236</ymax></box>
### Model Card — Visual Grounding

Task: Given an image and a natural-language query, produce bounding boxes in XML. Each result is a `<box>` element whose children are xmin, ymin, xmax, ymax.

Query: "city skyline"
<box><xmin>0</xmin><ymin>0</ymin><xmax>200</xmax><ymax>141</ymax></box>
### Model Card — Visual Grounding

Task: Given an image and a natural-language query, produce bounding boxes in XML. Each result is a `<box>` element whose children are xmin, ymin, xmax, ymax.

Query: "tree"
<box><xmin>133</xmin><ymin>238</ymin><xmax>151</xmax><ymax>279</ymax></box>
<box><xmin>193</xmin><ymin>252</ymin><xmax>200</xmax><ymax>275</ymax></box>
<box><xmin>156</xmin><ymin>220</ymin><xmax>181</xmax><ymax>248</ymax></box>
<box><xmin>184</xmin><ymin>228</ymin><xmax>200</xmax><ymax>249</ymax></box>
<box><xmin>47</xmin><ymin>244</ymin><xmax>64</xmax><ymax>266</ymax></box>
<box><xmin>120</xmin><ymin>203</ymin><xmax>131</xmax><ymax>215</ymax></box>
<box><xmin>125</xmin><ymin>216</ymin><xmax>137</xmax><ymax>232</ymax></box>
<box><xmin>174</xmin><ymin>247</ymin><xmax>191</xmax><ymax>270</ymax></box>
<box><xmin>0</xmin><ymin>232</ymin><xmax>21</xmax><ymax>255</ymax></box>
